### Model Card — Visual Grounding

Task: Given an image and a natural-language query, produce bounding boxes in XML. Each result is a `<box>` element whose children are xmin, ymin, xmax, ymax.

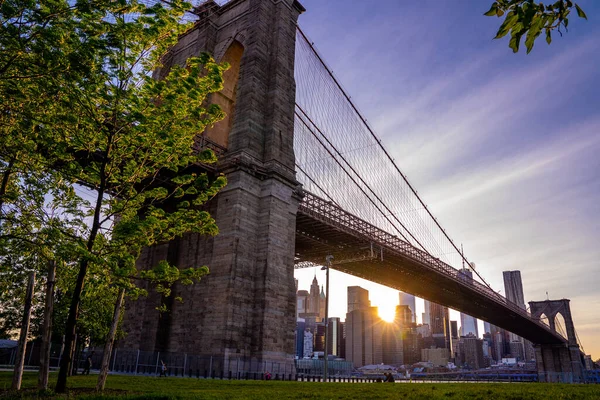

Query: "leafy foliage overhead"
<box><xmin>485</xmin><ymin>0</ymin><xmax>588</xmax><ymax>53</ymax></box>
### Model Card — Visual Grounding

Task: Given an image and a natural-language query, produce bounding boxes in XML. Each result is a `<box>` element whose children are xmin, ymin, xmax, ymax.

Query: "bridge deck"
<box><xmin>294</xmin><ymin>191</ymin><xmax>565</xmax><ymax>346</ymax></box>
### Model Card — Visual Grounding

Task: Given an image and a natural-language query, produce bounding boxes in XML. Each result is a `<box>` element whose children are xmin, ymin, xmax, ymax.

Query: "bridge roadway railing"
<box><xmin>299</xmin><ymin>191</ymin><xmax>563</xmax><ymax>341</ymax></box>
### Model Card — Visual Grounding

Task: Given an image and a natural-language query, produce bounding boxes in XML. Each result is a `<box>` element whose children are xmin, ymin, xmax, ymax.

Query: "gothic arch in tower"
<box><xmin>203</xmin><ymin>39</ymin><xmax>245</xmax><ymax>148</ymax></box>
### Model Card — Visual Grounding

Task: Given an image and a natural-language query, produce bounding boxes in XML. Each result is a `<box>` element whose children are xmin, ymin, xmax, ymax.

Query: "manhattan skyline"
<box><xmin>295</xmin><ymin>0</ymin><xmax>600</xmax><ymax>359</ymax></box>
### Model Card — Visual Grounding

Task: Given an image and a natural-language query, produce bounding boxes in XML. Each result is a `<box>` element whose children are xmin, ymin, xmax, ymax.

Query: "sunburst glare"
<box><xmin>378</xmin><ymin>304</ymin><xmax>397</xmax><ymax>323</ymax></box>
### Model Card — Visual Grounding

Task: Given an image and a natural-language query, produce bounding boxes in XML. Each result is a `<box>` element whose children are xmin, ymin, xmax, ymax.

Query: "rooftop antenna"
<box><xmin>546</xmin><ymin>291</ymin><xmax>549</xmax><ymax>300</ymax></box>
<box><xmin>461</xmin><ymin>244</ymin><xmax>466</xmax><ymax>270</ymax></box>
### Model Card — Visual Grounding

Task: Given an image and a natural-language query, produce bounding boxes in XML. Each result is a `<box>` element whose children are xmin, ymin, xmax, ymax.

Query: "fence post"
<box><xmin>236</xmin><ymin>358</ymin><xmax>240</xmax><ymax>379</ymax></box>
<box><xmin>135</xmin><ymin>350</ymin><xmax>140</xmax><ymax>375</ymax></box>
<box><xmin>154</xmin><ymin>352</ymin><xmax>160</xmax><ymax>375</ymax></box>
<box><xmin>27</xmin><ymin>342</ymin><xmax>35</xmax><ymax>366</ymax></box>
<box><xmin>183</xmin><ymin>354</ymin><xmax>187</xmax><ymax>378</ymax></box>
<box><xmin>111</xmin><ymin>348</ymin><xmax>117</xmax><ymax>372</ymax></box>
<box><xmin>209</xmin><ymin>356</ymin><xmax>213</xmax><ymax>378</ymax></box>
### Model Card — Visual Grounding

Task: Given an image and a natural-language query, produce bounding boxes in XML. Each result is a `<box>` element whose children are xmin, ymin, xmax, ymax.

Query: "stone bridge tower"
<box><xmin>529</xmin><ymin>299</ymin><xmax>584</xmax><ymax>382</ymax></box>
<box><xmin>121</xmin><ymin>0</ymin><xmax>305</xmax><ymax>375</ymax></box>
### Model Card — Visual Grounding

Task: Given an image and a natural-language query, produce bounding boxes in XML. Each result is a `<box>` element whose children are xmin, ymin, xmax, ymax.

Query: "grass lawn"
<box><xmin>1</xmin><ymin>372</ymin><xmax>599</xmax><ymax>399</ymax></box>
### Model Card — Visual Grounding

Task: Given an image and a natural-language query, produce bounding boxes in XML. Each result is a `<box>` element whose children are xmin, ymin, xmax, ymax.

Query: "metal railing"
<box><xmin>0</xmin><ymin>344</ymin><xmax>295</xmax><ymax>381</ymax></box>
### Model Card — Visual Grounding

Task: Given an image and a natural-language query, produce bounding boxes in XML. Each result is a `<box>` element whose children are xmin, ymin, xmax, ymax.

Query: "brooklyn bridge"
<box><xmin>121</xmin><ymin>0</ymin><xmax>586</xmax><ymax>382</ymax></box>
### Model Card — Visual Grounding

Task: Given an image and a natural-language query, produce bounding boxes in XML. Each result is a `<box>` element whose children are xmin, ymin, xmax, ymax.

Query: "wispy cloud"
<box><xmin>297</xmin><ymin>0</ymin><xmax>600</xmax><ymax>358</ymax></box>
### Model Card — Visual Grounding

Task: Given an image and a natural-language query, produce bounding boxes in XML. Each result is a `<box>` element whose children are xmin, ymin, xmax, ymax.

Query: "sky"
<box><xmin>293</xmin><ymin>0</ymin><xmax>600</xmax><ymax>360</ymax></box>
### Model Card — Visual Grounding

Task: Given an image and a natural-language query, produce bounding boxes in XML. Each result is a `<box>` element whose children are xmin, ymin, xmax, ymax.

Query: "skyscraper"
<box><xmin>483</xmin><ymin>322</ymin><xmax>491</xmax><ymax>334</ymax></box>
<box><xmin>347</xmin><ymin>286</ymin><xmax>370</xmax><ymax>312</ymax></box>
<box><xmin>422</xmin><ymin>300</ymin><xmax>431</xmax><ymax>326</ymax></box>
<box><xmin>395</xmin><ymin>305</ymin><xmax>413</xmax><ymax>327</ymax></box>
<box><xmin>502</xmin><ymin>270</ymin><xmax>530</xmax><ymax>353</ymax></box>
<box><xmin>296</xmin><ymin>290</ymin><xmax>309</xmax><ymax>318</ymax></box>
<box><xmin>503</xmin><ymin>271</ymin><xmax>526</xmax><ymax>309</ymax></box>
<box><xmin>346</xmin><ymin>306</ymin><xmax>383</xmax><ymax>367</ymax></box>
<box><xmin>327</xmin><ymin>317</ymin><xmax>345</xmax><ymax>358</ymax></box>
<box><xmin>319</xmin><ymin>286</ymin><xmax>326</xmax><ymax>321</ymax></box>
<box><xmin>399</xmin><ymin>292</ymin><xmax>416</xmax><ymax>323</ymax></box>
<box><xmin>458</xmin><ymin>267</ymin><xmax>479</xmax><ymax>337</ymax></box>
<box><xmin>309</xmin><ymin>275</ymin><xmax>322</xmax><ymax>316</ymax></box>
<box><xmin>430</xmin><ymin>302</ymin><xmax>450</xmax><ymax>349</ymax></box>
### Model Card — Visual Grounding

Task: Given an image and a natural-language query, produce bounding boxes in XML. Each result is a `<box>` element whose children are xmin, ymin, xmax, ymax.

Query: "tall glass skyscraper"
<box><xmin>503</xmin><ymin>270</ymin><xmax>529</xmax><ymax>350</ymax></box>
<box><xmin>399</xmin><ymin>292</ymin><xmax>416</xmax><ymax>323</ymax></box>
<box><xmin>458</xmin><ymin>267</ymin><xmax>479</xmax><ymax>337</ymax></box>
<box><xmin>502</xmin><ymin>271</ymin><xmax>526</xmax><ymax>309</ymax></box>
<box><xmin>423</xmin><ymin>299</ymin><xmax>431</xmax><ymax>326</ymax></box>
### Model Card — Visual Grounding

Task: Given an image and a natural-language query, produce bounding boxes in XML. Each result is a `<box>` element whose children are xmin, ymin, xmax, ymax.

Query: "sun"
<box><xmin>378</xmin><ymin>305</ymin><xmax>396</xmax><ymax>323</ymax></box>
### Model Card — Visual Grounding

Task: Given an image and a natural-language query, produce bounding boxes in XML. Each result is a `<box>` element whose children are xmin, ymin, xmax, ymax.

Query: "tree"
<box><xmin>41</xmin><ymin>1</ymin><xmax>228</xmax><ymax>392</ymax></box>
<box><xmin>485</xmin><ymin>0</ymin><xmax>588</xmax><ymax>53</ymax></box>
<box><xmin>0</xmin><ymin>0</ymin><xmax>228</xmax><ymax>393</ymax></box>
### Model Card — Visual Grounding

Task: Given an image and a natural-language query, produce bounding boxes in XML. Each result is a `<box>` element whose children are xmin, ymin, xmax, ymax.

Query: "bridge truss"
<box><xmin>292</xmin><ymin>27</ymin><xmax>566</xmax><ymax>345</ymax></box>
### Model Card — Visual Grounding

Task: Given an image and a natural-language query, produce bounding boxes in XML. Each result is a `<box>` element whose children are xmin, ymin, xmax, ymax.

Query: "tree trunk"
<box><xmin>96</xmin><ymin>288</ymin><xmax>125</xmax><ymax>391</ymax></box>
<box><xmin>69</xmin><ymin>334</ymin><xmax>78</xmax><ymax>376</ymax></box>
<box><xmin>55</xmin><ymin>131</ymin><xmax>111</xmax><ymax>393</ymax></box>
<box><xmin>38</xmin><ymin>261</ymin><xmax>56</xmax><ymax>390</ymax></box>
<box><xmin>11</xmin><ymin>271</ymin><xmax>36</xmax><ymax>390</ymax></box>
<box><xmin>55</xmin><ymin>188</ymin><xmax>106</xmax><ymax>390</ymax></box>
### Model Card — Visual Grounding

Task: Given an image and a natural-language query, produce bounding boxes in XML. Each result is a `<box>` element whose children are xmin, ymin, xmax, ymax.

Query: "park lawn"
<box><xmin>1</xmin><ymin>372</ymin><xmax>599</xmax><ymax>399</ymax></box>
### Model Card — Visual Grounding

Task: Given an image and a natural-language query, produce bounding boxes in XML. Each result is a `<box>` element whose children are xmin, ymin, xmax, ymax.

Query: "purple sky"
<box><xmin>294</xmin><ymin>0</ymin><xmax>600</xmax><ymax>359</ymax></box>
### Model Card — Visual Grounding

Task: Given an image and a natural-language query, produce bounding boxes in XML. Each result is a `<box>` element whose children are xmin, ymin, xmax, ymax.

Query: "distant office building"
<box><xmin>308</xmin><ymin>275</ymin><xmax>326</xmax><ymax>321</ymax></box>
<box><xmin>382</xmin><ymin>323</ymin><xmax>403</xmax><ymax>366</ymax></box>
<box><xmin>402</xmin><ymin>329</ymin><xmax>423</xmax><ymax>365</ymax></box>
<box><xmin>319</xmin><ymin>287</ymin><xmax>326</xmax><ymax>321</ymax></box>
<box><xmin>460</xmin><ymin>335</ymin><xmax>485</xmax><ymax>370</ymax></box>
<box><xmin>345</xmin><ymin>306</ymin><xmax>383</xmax><ymax>368</ymax></box>
<box><xmin>483</xmin><ymin>322</ymin><xmax>491</xmax><ymax>334</ymax></box>
<box><xmin>450</xmin><ymin>321</ymin><xmax>459</xmax><ymax>339</ymax></box>
<box><xmin>450</xmin><ymin>320</ymin><xmax>459</xmax><ymax>360</ymax></box>
<box><xmin>297</xmin><ymin>290</ymin><xmax>309</xmax><ymax>318</ymax></box>
<box><xmin>327</xmin><ymin>317</ymin><xmax>345</xmax><ymax>358</ymax></box>
<box><xmin>502</xmin><ymin>270</ymin><xmax>533</xmax><ymax>358</ymax></box>
<box><xmin>395</xmin><ymin>305</ymin><xmax>413</xmax><ymax>327</ymax></box>
<box><xmin>422</xmin><ymin>347</ymin><xmax>449</xmax><ymax>367</ymax></box>
<box><xmin>303</xmin><ymin>329</ymin><xmax>314</xmax><ymax>359</ymax></box>
<box><xmin>482</xmin><ymin>339</ymin><xmax>492</xmax><ymax>368</ymax></box>
<box><xmin>510</xmin><ymin>340</ymin><xmax>525</xmax><ymax>361</ymax></box>
<box><xmin>423</xmin><ymin>300</ymin><xmax>431</xmax><ymax>325</ymax></box>
<box><xmin>295</xmin><ymin>319</ymin><xmax>306</xmax><ymax>358</ymax></box>
<box><xmin>503</xmin><ymin>271</ymin><xmax>526</xmax><ymax>309</ymax></box>
<box><xmin>482</xmin><ymin>338</ymin><xmax>490</xmax><ymax>358</ymax></box>
<box><xmin>489</xmin><ymin>325</ymin><xmax>509</xmax><ymax>362</ymax></box>
<box><xmin>314</xmin><ymin>323</ymin><xmax>326</xmax><ymax>353</ymax></box>
<box><xmin>399</xmin><ymin>292</ymin><xmax>416</xmax><ymax>323</ymax></box>
<box><xmin>482</xmin><ymin>332</ymin><xmax>493</xmax><ymax>358</ymax></box>
<box><xmin>460</xmin><ymin>314</ymin><xmax>479</xmax><ymax>337</ymax></box>
<box><xmin>430</xmin><ymin>302</ymin><xmax>450</xmax><ymax>349</ymax></box>
<box><xmin>458</xmin><ymin>268</ymin><xmax>479</xmax><ymax>337</ymax></box>
<box><xmin>416</xmin><ymin>324</ymin><xmax>431</xmax><ymax>338</ymax></box>
<box><xmin>348</xmin><ymin>286</ymin><xmax>370</xmax><ymax>312</ymax></box>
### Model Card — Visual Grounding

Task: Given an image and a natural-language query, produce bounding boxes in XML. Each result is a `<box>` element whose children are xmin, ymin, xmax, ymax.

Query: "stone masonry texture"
<box><xmin>120</xmin><ymin>0</ymin><xmax>305</xmax><ymax>375</ymax></box>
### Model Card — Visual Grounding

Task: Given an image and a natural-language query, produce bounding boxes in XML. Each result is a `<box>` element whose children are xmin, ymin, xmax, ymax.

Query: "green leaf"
<box><xmin>525</xmin><ymin>14</ymin><xmax>545</xmax><ymax>53</ymax></box>
<box><xmin>509</xmin><ymin>33</ymin><xmax>522</xmax><ymax>53</ymax></box>
<box><xmin>546</xmin><ymin>29</ymin><xmax>552</xmax><ymax>44</ymax></box>
<box><xmin>495</xmin><ymin>12</ymin><xmax>519</xmax><ymax>39</ymax></box>
<box><xmin>484</xmin><ymin>4</ymin><xmax>498</xmax><ymax>16</ymax></box>
<box><xmin>575</xmin><ymin>4</ymin><xmax>587</xmax><ymax>19</ymax></box>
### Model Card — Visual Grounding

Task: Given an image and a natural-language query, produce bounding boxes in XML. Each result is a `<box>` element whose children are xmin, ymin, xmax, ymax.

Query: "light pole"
<box><xmin>322</xmin><ymin>255</ymin><xmax>333</xmax><ymax>382</ymax></box>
